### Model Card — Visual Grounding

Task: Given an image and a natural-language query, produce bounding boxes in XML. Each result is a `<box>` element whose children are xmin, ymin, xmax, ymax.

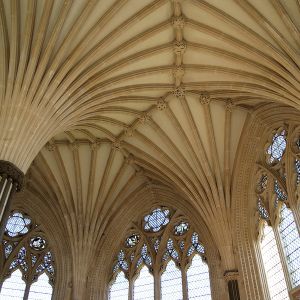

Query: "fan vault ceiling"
<box><xmin>1</xmin><ymin>0</ymin><xmax>300</xmax><ymax>295</ymax></box>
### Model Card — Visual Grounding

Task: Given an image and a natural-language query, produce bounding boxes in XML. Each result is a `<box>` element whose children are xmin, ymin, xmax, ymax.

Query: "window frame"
<box><xmin>107</xmin><ymin>206</ymin><xmax>212</xmax><ymax>300</ymax></box>
<box><xmin>256</xmin><ymin>127</ymin><xmax>300</xmax><ymax>299</ymax></box>
<box><xmin>0</xmin><ymin>210</ymin><xmax>55</xmax><ymax>300</ymax></box>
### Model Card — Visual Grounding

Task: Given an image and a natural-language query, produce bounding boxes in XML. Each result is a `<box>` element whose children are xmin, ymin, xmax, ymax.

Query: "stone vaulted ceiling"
<box><xmin>1</xmin><ymin>0</ymin><xmax>300</xmax><ymax>290</ymax></box>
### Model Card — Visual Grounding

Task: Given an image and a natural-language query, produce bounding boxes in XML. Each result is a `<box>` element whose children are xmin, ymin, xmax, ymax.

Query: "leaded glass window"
<box><xmin>0</xmin><ymin>211</ymin><xmax>55</xmax><ymax>300</ymax></box>
<box><xmin>161</xmin><ymin>260</ymin><xmax>182</xmax><ymax>300</ymax></box>
<box><xmin>133</xmin><ymin>266</ymin><xmax>154</xmax><ymax>300</ymax></box>
<box><xmin>187</xmin><ymin>254</ymin><xmax>211</xmax><ymax>299</ymax></box>
<box><xmin>144</xmin><ymin>208</ymin><xmax>170</xmax><ymax>232</ymax></box>
<box><xmin>27</xmin><ymin>273</ymin><xmax>53</xmax><ymax>300</ymax></box>
<box><xmin>279</xmin><ymin>204</ymin><xmax>300</xmax><ymax>287</ymax></box>
<box><xmin>109</xmin><ymin>272</ymin><xmax>129</xmax><ymax>300</ymax></box>
<box><xmin>5</xmin><ymin>212</ymin><xmax>31</xmax><ymax>238</ymax></box>
<box><xmin>108</xmin><ymin>207</ymin><xmax>211</xmax><ymax>300</ymax></box>
<box><xmin>266</xmin><ymin>129</ymin><xmax>286</xmax><ymax>163</ymax></box>
<box><xmin>256</xmin><ymin>129</ymin><xmax>300</xmax><ymax>298</ymax></box>
<box><xmin>260</xmin><ymin>223</ymin><xmax>289</xmax><ymax>300</ymax></box>
<box><xmin>0</xmin><ymin>269</ymin><xmax>26</xmax><ymax>299</ymax></box>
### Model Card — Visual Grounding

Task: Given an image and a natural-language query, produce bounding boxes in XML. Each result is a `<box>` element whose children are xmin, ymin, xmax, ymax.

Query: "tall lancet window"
<box><xmin>255</xmin><ymin>128</ymin><xmax>300</xmax><ymax>299</ymax></box>
<box><xmin>108</xmin><ymin>207</ymin><xmax>212</xmax><ymax>300</ymax></box>
<box><xmin>0</xmin><ymin>211</ymin><xmax>55</xmax><ymax>300</ymax></box>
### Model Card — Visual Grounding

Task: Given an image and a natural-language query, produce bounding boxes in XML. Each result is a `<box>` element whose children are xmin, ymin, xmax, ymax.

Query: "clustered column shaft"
<box><xmin>0</xmin><ymin>160</ymin><xmax>24</xmax><ymax>241</ymax></box>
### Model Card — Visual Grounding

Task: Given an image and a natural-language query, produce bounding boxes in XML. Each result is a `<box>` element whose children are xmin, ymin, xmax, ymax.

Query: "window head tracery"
<box><xmin>0</xmin><ymin>211</ymin><xmax>55</xmax><ymax>287</ymax></box>
<box><xmin>256</xmin><ymin>128</ymin><xmax>300</xmax><ymax>297</ymax></box>
<box><xmin>109</xmin><ymin>206</ymin><xmax>210</xmax><ymax>300</ymax></box>
<box><xmin>266</xmin><ymin>129</ymin><xmax>287</xmax><ymax>164</ymax></box>
<box><xmin>143</xmin><ymin>207</ymin><xmax>170</xmax><ymax>232</ymax></box>
<box><xmin>174</xmin><ymin>221</ymin><xmax>189</xmax><ymax>236</ymax></box>
<box><xmin>111</xmin><ymin>208</ymin><xmax>207</xmax><ymax>279</ymax></box>
<box><xmin>125</xmin><ymin>234</ymin><xmax>140</xmax><ymax>248</ymax></box>
<box><xmin>5</xmin><ymin>212</ymin><xmax>31</xmax><ymax>237</ymax></box>
<box><xmin>257</xmin><ymin>198</ymin><xmax>269</xmax><ymax>221</ymax></box>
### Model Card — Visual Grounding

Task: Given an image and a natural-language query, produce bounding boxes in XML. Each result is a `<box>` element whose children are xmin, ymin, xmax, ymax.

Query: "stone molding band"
<box><xmin>0</xmin><ymin>160</ymin><xmax>25</xmax><ymax>192</ymax></box>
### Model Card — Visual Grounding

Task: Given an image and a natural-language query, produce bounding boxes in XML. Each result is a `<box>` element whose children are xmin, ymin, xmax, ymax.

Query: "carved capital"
<box><xmin>199</xmin><ymin>92</ymin><xmax>211</xmax><ymax>105</ymax></box>
<box><xmin>224</xmin><ymin>270</ymin><xmax>239</xmax><ymax>282</ymax></box>
<box><xmin>156</xmin><ymin>98</ymin><xmax>167</xmax><ymax>111</ymax></box>
<box><xmin>0</xmin><ymin>160</ymin><xmax>25</xmax><ymax>192</ymax></box>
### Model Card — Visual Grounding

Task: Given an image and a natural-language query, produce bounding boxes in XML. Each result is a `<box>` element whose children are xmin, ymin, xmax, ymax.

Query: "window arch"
<box><xmin>161</xmin><ymin>260</ymin><xmax>182</xmax><ymax>300</ymax></box>
<box><xmin>0</xmin><ymin>211</ymin><xmax>55</xmax><ymax>300</ymax></box>
<box><xmin>255</xmin><ymin>128</ymin><xmax>300</xmax><ymax>299</ymax></box>
<box><xmin>108</xmin><ymin>207</ymin><xmax>212</xmax><ymax>300</ymax></box>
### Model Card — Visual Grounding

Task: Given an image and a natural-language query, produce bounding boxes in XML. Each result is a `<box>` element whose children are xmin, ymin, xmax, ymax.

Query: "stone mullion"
<box><xmin>254</xmin><ymin>227</ymin><xmax>272</xmax><ymax>300</ymax></box>
<box><xmin>0</xmin><ymin>161</ymin><xmax>24</xmax><ymax>242</ymax></box>
<box><xmin>153</xmin><ymin>269</ymin><xmax>161</xmax><ymax>300</ymax></box>
<box><xmin>0</xmin><ymin>176</ymin><xmax>13</xmax><ymax>222</ymax></box>
<box><xmin>181</xmin><ymin>266</ymin><xmax>188</xmax><ymax>300</ymax></box>
<box><xmin>285</xmin><ymin>138</ymin><xmax>300</xmax><ymax>234</ymax></box>
<box><xmin>23</xmin><ymin>282</ymin><xmax>31</xmax><ymax>300</ymax></box>
<box><xmin>128</xmin><ymin>278</ymin><xmax>134</xmax><ymax>300</ymax></box>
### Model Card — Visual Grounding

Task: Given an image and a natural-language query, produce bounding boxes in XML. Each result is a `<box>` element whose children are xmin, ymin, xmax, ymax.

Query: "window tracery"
<box><xmin>256</xmin><ymin>128</ymin><xmax>300</xmax><ymax>298</ymax></box>
<box><xmin>108</xmin><ymin>206</ymin><xmax>211</xmax><ymax>299</ymax></box>
<box><xmin>0</xmin><ymin>211</ymin><xmax>55</xmax><ymax>300</ymax></box>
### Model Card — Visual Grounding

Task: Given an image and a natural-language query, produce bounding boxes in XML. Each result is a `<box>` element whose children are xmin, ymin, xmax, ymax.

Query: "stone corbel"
<box><xmin>224</xmin><ymin>270</ymin><xmax>239</xmax><ymax>282</ymax></box>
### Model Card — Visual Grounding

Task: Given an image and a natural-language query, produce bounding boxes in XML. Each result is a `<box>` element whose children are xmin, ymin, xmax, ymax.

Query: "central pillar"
<box><xmin>224</xmin><ymin>270</ymin><xmax>240</xmax><ymax>300</ymax></box>
<box><xmin>0</xmin><ymin>160</ymin><xmax>25</xmax><ymax>240</ymax></box>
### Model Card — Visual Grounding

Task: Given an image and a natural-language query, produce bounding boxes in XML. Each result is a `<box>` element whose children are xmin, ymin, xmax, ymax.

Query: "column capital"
<box><xmin>224</xmin><ymin>269</ymin><xmax>239</xmax><ymax>282</ymax></box>
<box><xmin>0</xmin><ymin>160</ymin><xmax>25</xmax><ymax>192</ymax></box>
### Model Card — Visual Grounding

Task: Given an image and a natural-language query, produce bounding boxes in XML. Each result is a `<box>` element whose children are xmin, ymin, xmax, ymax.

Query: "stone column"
<box><xmin>224</xmin><ymin>270</ymin><xmax>240</xmax><ymax>300</ymax></box>
<box><xmin>0</xmin><ymin>160</ymin><xmax>25</xmax><ymax>240</ymax></box>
